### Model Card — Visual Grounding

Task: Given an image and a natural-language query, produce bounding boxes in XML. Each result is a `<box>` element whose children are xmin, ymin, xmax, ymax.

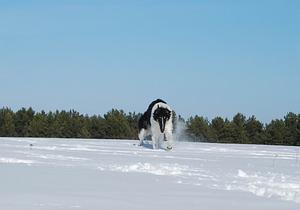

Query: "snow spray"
<box><xmin>173</xmin><ymin>117</ymin><xmax>192</xmax><ymax>142</ymax></box>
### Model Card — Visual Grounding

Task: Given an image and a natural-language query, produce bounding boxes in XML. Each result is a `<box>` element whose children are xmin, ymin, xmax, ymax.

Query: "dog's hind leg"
<box><xmin>138</xmin><ymin>129</ymin><xmax>146</xmax><ymax>146</ymax></box>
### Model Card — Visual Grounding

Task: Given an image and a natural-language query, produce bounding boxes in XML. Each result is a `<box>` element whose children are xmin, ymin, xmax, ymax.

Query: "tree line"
<box><xmin>0</xmin><ymin>107</ymin><xmax>299</xmax><ymax>146</ymax></box>
<box><xmin>186</xmin><ymin>113</ymin><xmax>300</xmax><ymax>146</ymax></box>
<box><xmin>0</xmin><ymin>107</ymin><xmax>139</xmax><ymax>139</ymax></box>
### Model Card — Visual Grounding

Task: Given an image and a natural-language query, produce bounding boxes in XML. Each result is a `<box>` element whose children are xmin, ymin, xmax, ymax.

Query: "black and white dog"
<box><xmin>138</xmin><ymin>99</ymin><xmax>173</xmax><ymax>150</ymax></box>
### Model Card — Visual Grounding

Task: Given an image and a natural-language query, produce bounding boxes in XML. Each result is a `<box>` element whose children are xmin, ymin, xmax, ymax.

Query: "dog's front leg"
<box><xmin>151</xmin><ymin>135</ymin><xmax>159</xmax><ymax>149</ymax></box>
<box><xmin>165</xmin><ymin>130</ymin><xmax>173</xmax><ymax>150</ymax></box>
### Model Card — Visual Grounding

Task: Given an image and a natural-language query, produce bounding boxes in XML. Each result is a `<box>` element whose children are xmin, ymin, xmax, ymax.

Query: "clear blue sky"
<box><xmin>0</xmin><ymin>0</ymin><xmax>299</xmax><ymax>122</ymax></box>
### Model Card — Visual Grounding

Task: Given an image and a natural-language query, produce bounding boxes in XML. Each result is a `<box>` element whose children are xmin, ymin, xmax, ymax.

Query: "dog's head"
<box><xmin>153</xmin><ymin>106</ymin><xmax>171</xmax><ymax>133</ymax></box>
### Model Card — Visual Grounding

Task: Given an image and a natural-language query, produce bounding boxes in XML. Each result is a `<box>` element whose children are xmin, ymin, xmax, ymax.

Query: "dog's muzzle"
<box><xmin>159</xmin><ymin>118</ymin><xmax>165</xmax><ymax>133</ymax></box>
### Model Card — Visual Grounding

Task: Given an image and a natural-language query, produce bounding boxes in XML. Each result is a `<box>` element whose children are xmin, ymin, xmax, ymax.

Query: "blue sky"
<box><xmin>0</xmin><ymin>0</ymin><xmax>299</xmax><ymax>122</ymax></box>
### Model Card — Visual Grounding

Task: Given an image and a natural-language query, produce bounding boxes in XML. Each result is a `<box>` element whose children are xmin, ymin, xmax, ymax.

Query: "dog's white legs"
<box><xmin>165</xmin><ymin>130</ymin><xmax>173</xmax><ymax>150</ymax></box>
<box><xmin>138</xmin><ymin>129</ymin><xmax>146</xmax><ymax>146</ymax></box>
<box><xmin>164</xmin><ymin>121</ymin><xmax>173</xmax><ymax>150</ymax></box>
<box><xmin>151</xmin><ymin>126</ymin><xmax>163</xmax><ymax>149</ymax></box>
<box><xmin>152</xmin><ymin>135</ymin><xmax>159</xmax><ymax>149</ymax></box>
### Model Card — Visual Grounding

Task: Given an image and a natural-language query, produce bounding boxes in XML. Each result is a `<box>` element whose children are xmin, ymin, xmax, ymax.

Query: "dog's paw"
<box><xmin>166</xmin><ymin>146</ymin><xmax>173</xmax><ymax>151</ymax></box>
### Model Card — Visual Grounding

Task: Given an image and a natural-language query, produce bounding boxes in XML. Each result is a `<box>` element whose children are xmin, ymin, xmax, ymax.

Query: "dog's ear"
<box><xmin>153</xmin><ymin>109</ymin><xmax>159</xmax><ymax>120</ymax></box>
<box><xmin>167</xmin><ymin>110</ymin><xmax>171</xmax><ymax>118</ymax></box>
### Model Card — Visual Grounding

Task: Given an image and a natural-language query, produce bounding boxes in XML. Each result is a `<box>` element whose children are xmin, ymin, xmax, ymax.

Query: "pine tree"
<box><xmin>284</xmin><ymin>112</ymin><xmax>299</xmax><ymax>146</ymax></box>
<box><xmin>186</xmin><ymin>116</ymin><xmax>212</xmax><ymax>142</ymax></box>
<box><xmin>87</xmin><ymin>115</ymin><xmax>107</xmax><ymax>139</ymax></box>
<box><xmin>26</xmin><ymin>111</ymin><xmax>49</xmax><ymax>137</ymax></box>
<box><xmin>245</xmin><ymin>116</ymin><xmax>265</xmax><ymax>144</ymax></box>
<box><xmin>231</xmin><ymin>113</ymin><xmax>248</xmax><ymax>144</ymax></box>
<box><xmin>265</xmin><ymin>119</ymin><xmax>286</xmax><ymax>145</ymax></box>
<box><xmin>68</xmin><ymin>110</ymin><xmax>90</xmax><ymax>138</ymax></box>
<box><xmin>14</xmin><ymin>107</ymin><xmax>35</xmax><ymax>137</ymax></box>
<box><xmin>126</xmin><ymin>112</ymin><xmax>140</xmax><ymax>139</ymax></box>
<box><xmin>0</xmin><ymin>108</ymin><xmax>16</xmax><ymax>136</ymax></box>
<box><xmin>210</xmin><ymin>117</ymin><xmax>225</xmax><ymax>142</ymax></box>
<box><xmin>104</xmin><ymin>109</ymin><xmax>132</xmax><ymax>139</ymax></box>
<box><xmin>219</xmin><ymin>119</ymin><xmax>235</xmax><ymax>143</ymax></box>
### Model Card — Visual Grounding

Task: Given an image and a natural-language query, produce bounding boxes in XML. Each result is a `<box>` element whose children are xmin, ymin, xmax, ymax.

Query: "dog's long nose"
<box><xmin>160</xmin><ymin>118</ymin><xmax>165</xmax><ymax>133</ymax></box>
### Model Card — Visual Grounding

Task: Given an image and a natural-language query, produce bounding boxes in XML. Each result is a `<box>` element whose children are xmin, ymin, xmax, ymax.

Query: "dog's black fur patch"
<box><xmin>153</xmin><ymin>107</ymin><xmax>171</xmax><ymax>133</ymax></box>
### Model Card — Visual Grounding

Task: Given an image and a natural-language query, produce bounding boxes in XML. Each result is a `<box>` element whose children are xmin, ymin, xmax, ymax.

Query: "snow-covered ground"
<box><xmin>1</xmin><ymin>137</ymin><xmax>300</xmax><ymax>210</ymax></box>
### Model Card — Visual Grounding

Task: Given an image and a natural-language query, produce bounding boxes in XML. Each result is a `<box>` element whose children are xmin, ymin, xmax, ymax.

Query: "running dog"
<box><xmin>138</xmin><ymin>99</ymin><xmax>173</xmax><ymax>150</ymax></box>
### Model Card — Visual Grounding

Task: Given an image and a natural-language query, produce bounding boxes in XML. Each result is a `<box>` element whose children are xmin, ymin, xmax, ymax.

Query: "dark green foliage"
<box><xmin>103</xmin><ymin>109</ymin><xmax>134</xmax><ymax>139</ymax></box>
<box><xmin>126</xmin><ymin>112</ymin><xmax>141</xmax><ymax>139</ymax></box>
<box><xmin>0</xmin><ymin>108</ymin><xmax>16</xmax><ymax>137</ymax></box>
<box><xmin>186</xmin><ymin>116</ymin><xmax>213</xmax><ymax>142</ymax></box>
<box><xmin>284</xmin><ymin>112</ymin><xmax>300</xmax><ymax>146</ymax></box>
<box><xmin>210</xmin><ymin>117</ymin><xmax>225</xmax><ymax>142</ymax></box>
<box><xmin>0</xmin><ymin>107</ymin><xmax>139</xmax><ymax>139</ymax></box>
<box><xmin>27</xmin><ymin>111</ymin><xmax>49</xmax><ymax>137</ymax></box>
<box><xmin>210</xmin><ymin>117</ymin><xmax>235</xmax><ymax>143</ymax></box>
<box><xmin>231</xmin><ymin>113</ymin><xmax>248</xmax><ymax>144</ymax></box>
<box><xmin>87</xmin><ymin>115</ymin><xmax>106</xmax><ymax>139</ymax></box>
<box><xmin>0</xmin><ymin>106</ymin><xmax>299</xmax><ymax>146</ymax></box>
<box><xmin>265</xmin><ymin>119</ymin><xmax>286</xmax><ymax>145</ymax></box>
<box><xmin>14</xmin><ymin>107</ymin><xmax>35</xmax><ymax>136</ymax></box>
<box><xmin>186</xmin><ymin>112</ymin><xmax>300</xmax><ymax>146</ymax></box>
<box><xmin>218</xmin><ymin>119</ymin><xmax>235</xmax><ymax>143</ymax></box>
<box><xmin>245</xmin><ymin>116</ymin><xmax>266</xmax><ymax>144</ymax></box>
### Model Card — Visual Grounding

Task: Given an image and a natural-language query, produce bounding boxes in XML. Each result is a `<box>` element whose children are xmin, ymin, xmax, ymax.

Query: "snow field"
<box><xmin>0</xmin><ymin>137</ymin><xmax>299</xmax><ymax>210</ymax></box>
